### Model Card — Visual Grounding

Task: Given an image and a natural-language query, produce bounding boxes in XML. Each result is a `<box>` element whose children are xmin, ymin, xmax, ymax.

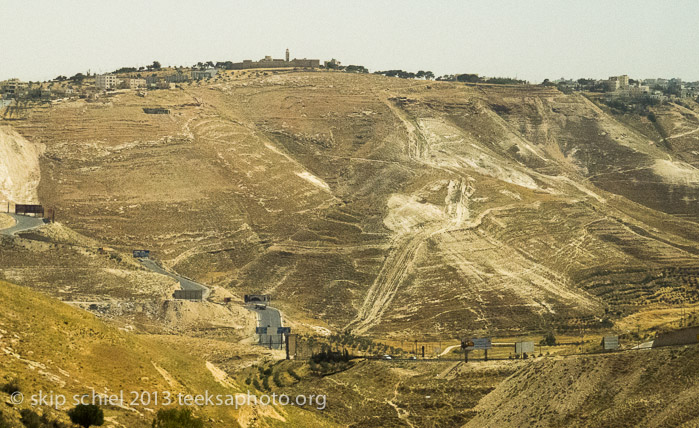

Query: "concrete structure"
<box><xmin>191</xmin><ymin>68</ymin><xmax>218</xmax><ymax>80</ymax></box>
<box><xmin>607</xmin><ymin>75</ymin><xmax>629</xmax><ymax>92</ymax></box>
<box><xmin>618</xmin><ymin>75</ymin><xmax>629</xmax><ymax>89</ymax></box>
<box><xmin>653</xmin><ymin>326</ymin><xmax>699</xmax><ymax>348</ymax></box>
<box><xmin>155</xmin><ymin>81</ymin><xmax>175</xmax><ymax>89</ymax></box>
<box><xmin>95</xmin><ymin>74</ymin><xmax>119</xmax><ymax>90</ymax></box>
<box><xmin>15</xmin><ymin>204</ymin><xmax>44</xmax><ymax>216</ymax></box>
<box><xmin>132</xmin><ymin>249</ymin><xmax>150</xmax><ymax>258</ymax></box>
<box><xmin>173</xmin><ymin>289</ymin><xmax>203</xmax><ymax>301</ymax></box>
<box><xmin>245</xmin><ymin>294</ymin><xmax>271</xmax><ymax>305</ymax></box>
<box><xmin>602</xmin><ymin>335</ymin><xmax>619</xmax><ymax>350</ymax></box>
<box><xmin>324</xmin><ymin>58</ymin><xmax>341</xmax><ymax>68</ymax></box>
<box><xmin>1</xmin><ymin>79</ymin><xmax>28</xmax><ymax>98</ymax></box>
<box><xmin>122</xmin><ymin>78</ymin><xmax>146</xmax><ymax>89</ymax></box>
<box><xmin>229</xmin><ymin>50</ymin><xmax>320</xmax><ymax>70</ymax></box>
<box><xmin>163</xmin><ymin>72</ymin><xmax>190</xmax><ymax>83</ymax></box>
<box><xmin>515</xmin><ymin>341</ymin><xmax>535</xmax><ymax>355</ymax></box>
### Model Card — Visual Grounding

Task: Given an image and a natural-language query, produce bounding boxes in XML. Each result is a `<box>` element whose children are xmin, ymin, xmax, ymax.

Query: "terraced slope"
<box><xmin>465</xmin><ymin>346</ymin><xmax>699</xmax><ymax>428</ymax></box>
<box><xmin>3</xmin><ymin>71</ymin><xmax>697</xmax><ymax>337</ymax></box>
<box><xmin>0</xmin><ymin>280</ymin><xmax>231</xmax><ymax>427</ymax></box>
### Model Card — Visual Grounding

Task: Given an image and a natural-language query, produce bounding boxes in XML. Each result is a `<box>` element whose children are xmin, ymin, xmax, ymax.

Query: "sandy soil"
<box><xmin>0</xmin><ymin>125</ymin><xmax>43</xmax><ymax>203</ymax></box>
<box><xmin>0</xmin><ymin>213</ymin><xmax>15</xmax><ymax>229</ymax></box>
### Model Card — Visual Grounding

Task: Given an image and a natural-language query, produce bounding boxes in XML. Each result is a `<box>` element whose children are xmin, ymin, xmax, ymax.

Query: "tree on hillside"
<box><xmin>344</xmin><ymin>65</ymin><xmax>368</xmax><ymax>73</ymax></box>
<box><xmin>152</xmin><ymin>408</ymin><xmax>203</xmax><ymax>428</ymax></box>
<box><xmin>424</xmin><ymin>71</ymin><xmax>434</xmax><ymax>80</ymax></box>
<box><xmin>69</xmin><ymin>73</ymin><xmax>86</xmax><ymax>83</ymax></box>
<box><xmin>114</xmin><ymin>66</ymin><xmax>138</xmax><ymax>74</ymax></box>
<box><xmin>147</xmin><ymin>61</ymin><xmax>162</xmax><ymax>71</ymax></box>
<box><xmin>68</xmin><ymin>404</ymin><xmax>104</xmax><ymax>428</ymax></box>
<box><xmin>216</xmin><ymin>61</ymin><xmax>234</xmax><ymax>70</ymax></box>
<box><xmin>375</xmin><ymin>69</ymin><xmax>416</xmax><ymax>79</ymax></box>
<box><xmin>484</xmin><ymin>76</ymin><xmax>525</xmax><ymax>85</ymax></box>
<box><xmin>20</xmin><ymin>409</ymin><xmax>41</xmax><ymax>428</ymax></box>
<box><xmin>540</xmin><ymin>332</ymin><xmax>557</xmax><ymax>347</ymax></box>
<box><xmin>456</xmin><ymin>73</ymin><xmax>480</xmax><ymax>83</ymax></box>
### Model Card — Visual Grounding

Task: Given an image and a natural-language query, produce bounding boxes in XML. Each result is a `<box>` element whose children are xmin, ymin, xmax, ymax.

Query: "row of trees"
<box><xmin>50</xmin><ymin>62</ymin><xmax>163</xmax><ymax>83</ymax></box>
<box><xmin>374</xmin><ymin>69</ymin><xmax>435</xmax><ymax>79</ymax></box>
<box><xmin>48</xmin><ymin>59</ymin><xmax>531</xmax><ymax>88</ymax></box>
<box><xmin>113</xmin><ymin>61</ymin><xmax>162</xmax><ymax>73</ymax></box>
<box><xmin>436</xmin><ymin>73</ymin><xmax>526</xmax><ymax>84</ymax></box>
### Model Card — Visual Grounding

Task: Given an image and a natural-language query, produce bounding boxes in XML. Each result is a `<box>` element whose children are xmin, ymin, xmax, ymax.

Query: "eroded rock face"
<box><xmin>465</xmin><ymin>345</ymin><xmax>699</xmax><ymax>428</ymax></box>
<box><xmin>4</xmin><ymin>73</ymin><xmax>698</xmax><ymax>336</ymax></box>
<box><xmin>0</xmin><ymin>126</ymin><xmax>43</xmax><ymax>203</ymax></box>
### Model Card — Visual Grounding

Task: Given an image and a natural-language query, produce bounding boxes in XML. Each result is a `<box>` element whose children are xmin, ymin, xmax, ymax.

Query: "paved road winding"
<box><xmin>2</xmin><ymin>214</ymin><xmax>283</xmax><ymax>349</ymax></box>
<box><xmin>138</xmin><ymin>259</ymin><xmax>285</xmax><ymax>348</ymax></box>
<box><xmin>250</xmin><ymin>306</ymin><xmax>283</xmax><ymax>350</ymax></box>
<box><xmin>139</xmin><ymin>259</ymin><xmax>210</xmax><ymax>299</ymax></box>
<box><xmin>0</xmin><ymin>214</ymin><xmax>46</xmax><ymax>236</ymax></box>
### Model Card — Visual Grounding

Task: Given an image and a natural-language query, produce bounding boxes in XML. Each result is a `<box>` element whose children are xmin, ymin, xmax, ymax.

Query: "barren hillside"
<box><xmin>0</xmin><ymin>280</ymin><xmax>335</xmax><ymax>428</ymax></box>
<box><xmin>465</xmin><ymin>346</ymin><xmax>699</xmax><ymax>428</ymax></box>
<box><xmin>3</xmin><ymin>71</ymin><xmax>698</xmax><ymax>337</ymax></box>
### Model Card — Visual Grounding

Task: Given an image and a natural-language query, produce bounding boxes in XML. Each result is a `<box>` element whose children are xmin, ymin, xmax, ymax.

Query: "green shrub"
<box><xmin>540</xmin><ymin>332</ymin><xmax>557</xmax><ymax>347</ymax></box>
<box><xmin>1</xmin><ymin>378</ymin><xmax>20</xmax><ymax>395</ymax></box>
<box><xmin>68</xmin><ymin>404</ymin><xmax>104</xmax><ymax>428</ymax></box>
<box><xmin>151</xmin><ymin>408</ymin><xmax>203</xmax><ymax>428</ymax></box>
<box><xmin>20</xmin><ymin>409</ymin><xmax>41</xmax><ymax>428</ymax></box>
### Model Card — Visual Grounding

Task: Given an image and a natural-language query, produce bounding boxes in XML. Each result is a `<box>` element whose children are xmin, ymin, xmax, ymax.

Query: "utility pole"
<box><xmin>637</xmin><ymin>324</ymin><xmax>640</xmax><ymax>350</ymax></box>
<box><xmin>285</xmin><ymin>334</ymin><xmax>290</xmax><ymax>360</ymax></box>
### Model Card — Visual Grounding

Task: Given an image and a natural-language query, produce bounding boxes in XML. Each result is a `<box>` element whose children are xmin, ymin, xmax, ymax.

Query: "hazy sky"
<box><xmin>1</xmin><ymin>0</ymin><xmax>698</xmax><ymax>82</ymax></box>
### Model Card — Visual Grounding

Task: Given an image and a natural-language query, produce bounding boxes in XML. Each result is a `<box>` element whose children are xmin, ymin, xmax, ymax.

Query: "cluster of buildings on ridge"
<box><xmin>554</xmin><ymin>74</ymin><xmax>698</xmax><ymax>103</ymax></box>
<box><xmin>3</xmin><ymin>53</ymin><xmax>698</xmax><ymax>107</ymax></box>
<box><xmin>230</xmin><ymin>48</ymin><xmax>321</xmax><ymax>69</ymax></box>
<box><xmin>1</xmin><ymin>50</ymin><xmax>333</xmax><ymax>103</ymax></box>
<box><xmin>96</xmin><ymin>49</ymin><xmax>326</xmax><ymax>90</ymax></box>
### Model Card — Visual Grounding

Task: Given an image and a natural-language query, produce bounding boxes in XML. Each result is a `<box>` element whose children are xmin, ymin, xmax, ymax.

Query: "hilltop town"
<box><xmin>0</xmin><ymin>50</ymin><xmax>331</xmax><ymax>108</ymax></box>
<box><xmin>3</xmin><ymin>49</ymin><xmax>698</xmax><ymax>113</ymax></box>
